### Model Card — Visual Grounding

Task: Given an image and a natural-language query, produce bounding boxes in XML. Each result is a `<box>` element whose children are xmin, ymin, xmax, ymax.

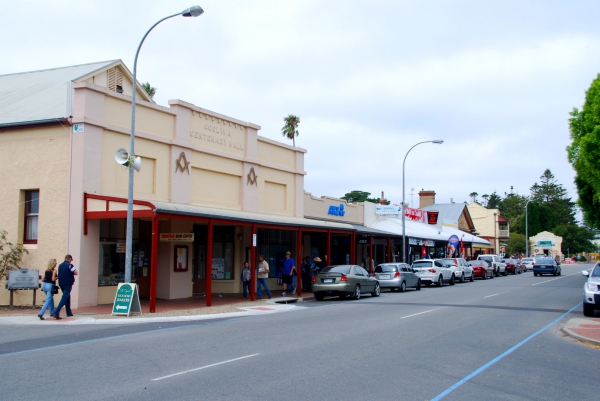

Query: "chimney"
<box><xmin>380</xmin><ymin>191</ymin><xmax>387</xmax><ymax>205</ymax></box>
<box><xmin>419</xmin><ymin>190</ymin><xmax>436</xmax><ymax>208</ymax></box>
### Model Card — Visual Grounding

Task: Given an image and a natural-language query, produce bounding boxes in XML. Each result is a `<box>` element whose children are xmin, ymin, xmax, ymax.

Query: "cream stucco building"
<box><xmin>467</xmin><ymin>202</ymin><xmax>510</xmax><ymax>255</ymax></box>
<box><xmin>529</xmin><ymin>231</ymin><xmax>563</xmax><ymax>257</ymax></box>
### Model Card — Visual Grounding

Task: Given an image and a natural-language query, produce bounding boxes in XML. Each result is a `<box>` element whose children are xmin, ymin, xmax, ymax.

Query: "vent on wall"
<box><xmin>107</xmin><ymin>68</ymin><xmax>123</xmax><ymax>93</ymax></box>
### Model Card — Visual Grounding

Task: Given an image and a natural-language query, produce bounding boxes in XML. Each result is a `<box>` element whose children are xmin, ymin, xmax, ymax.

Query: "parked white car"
<box><xmin>521</xmin><ymin>257</ymin><xmax>535</xmax><ymax>271</ymax></box>
<box><xmin>411</xmin><ymin>259</ymin><xmax>454</xmax><ymax>287</ymax></box>
<box><xmin>477</xmin><ymin>255</ymin><xmax>506</xmax><ymax>277</ymax></box>
<box><xmin>441</xmin><ymin>258</ymin><xmax>474</xmax><ymax>283</ymax></box>
<box><xmin>582</xmin><ymin>263</ymin><xmax>600</xmax><ymax>317</ymax></box>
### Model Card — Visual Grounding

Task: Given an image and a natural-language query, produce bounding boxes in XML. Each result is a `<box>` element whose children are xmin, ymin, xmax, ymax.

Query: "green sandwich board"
<box><xmin>111</xmin><ymin>283</ymin><xmax>142</xmax><ymax>316</ymax></box>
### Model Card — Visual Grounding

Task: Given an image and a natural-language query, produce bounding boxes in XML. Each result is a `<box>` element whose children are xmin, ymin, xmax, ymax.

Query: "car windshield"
<box><xmin>441</xmin><ymin>258</ymin><xmax>457</xmax><ymax>265</ymax></box>
<box><xmin>468</xmin><ymin>261</ymin><xmax>482</xmax><ymax>266</ymax></box>
<box><xmin>592</xmin><ymin>264</ymin><xmax>600</xmax><ymax>277</ymax></box>
<box><xmin>522</xmin><ymin>258</ymin><xmax>533</xmax><ymax>262</ymax></box>
<box><xmin>412</xmin><ymin>261</ymin><xmax>433</xmax><ymax>268</ymax></box>
<box><xmin>320</xmin><ymin>265</ymin><xmax>351</xmax><ymax>274</ymax></box>
<box><xmin>479</xmin><ymin>256</ymin><xmax>492</xmax><ymax>262</ymax></box>
<box><xmin>375</xmin><ymin>265</ymin><xmax>397</xmax><ymax>273</ymax></box>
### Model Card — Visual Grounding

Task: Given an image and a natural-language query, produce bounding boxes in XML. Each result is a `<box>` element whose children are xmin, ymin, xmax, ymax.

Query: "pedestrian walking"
<box><xmin>301</xmin><ymin>256</ymin><xmax>311</xmax><ymax>291</ymax></box>
<box><xmin>256</xmin><ymin>255</ymin><xmax>271</xmax><ymax>299</ymax></box>
<box><xmin>51</xmin><ymin>254</ymin><xmax>78</xmax><ymax>319</ymax></box>
<box><xmin>282</xmin><ymin>251</ymin><xmax>296</xmax><ymax>296</ymax></box>
<box><xmin>240</xmin><ymin>261</ymin><xmax>251</xmax><ymax>299</ymax></box>
<box><xmin>38</xmin><ymin>258</ymin><xmax>57</xmax><ymax>320</ymax></box>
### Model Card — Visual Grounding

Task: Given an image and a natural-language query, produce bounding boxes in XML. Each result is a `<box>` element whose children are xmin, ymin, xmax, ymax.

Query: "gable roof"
<box><xmin>421</xmin><ymin>203</ymin><xmax>475</xmax><ymax>229</ymax></box>
<box><xmin>0</xmin><ymin>60</ymin><xmax>153</xmax><ymax>127</ymax></box>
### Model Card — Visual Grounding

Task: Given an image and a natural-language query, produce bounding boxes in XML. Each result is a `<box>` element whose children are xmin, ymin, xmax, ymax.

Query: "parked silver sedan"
<box><xmin>313</xmin><ymin>265</ymin><xmax>380</xmax><ymax>301</ymax></box>
<box><xmin>374</xmin><ymin>263</ymin><xmax>421</xmax><ymax>292</ymax></box>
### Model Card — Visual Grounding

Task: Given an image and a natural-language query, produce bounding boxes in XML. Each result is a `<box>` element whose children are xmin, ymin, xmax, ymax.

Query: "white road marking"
<box><xmin>484</xmin><ymin>291</ymin><xmax>510</xmax><ymax>298</ymax></box>
<box><xmin>152</xmin><ymin>353</ymin><xmax>260</xmax><ymax>381</ymax></box>
<box><xmin>400</xmin><ymin>307</ymin><xmax>444</xmax><ymax>319</ymax></box>
<box><xmin>531</xmin><ymin>272</ymin><xmax>579</xmax><ymax>286</ymax></box>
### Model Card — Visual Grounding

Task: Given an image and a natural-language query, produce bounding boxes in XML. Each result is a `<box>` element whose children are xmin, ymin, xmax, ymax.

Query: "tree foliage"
<box><xmin>0</xmin><ymin>230</ymin><xmax>29</xmax><ymax>280</ymax></box>
<box><xmin>281</xmin><ymin>114</ymin><xmax>300</xmax><ymax>147</ymax></box>
<box><xmin>497</xmin><ymin>194</ymin><xmax>528</xmax><ymax>234</ymax></box>
<box><xmin>141</xmin><ymin>82</ymin><xmax>156</xmax><ymax>99</ymax></box>
<box><xmin>568</xmin><ymin>73</ymin><xmax>600</xmax><ymax>229</ymax></box>
<box><xmin>340</xmin><ymin>190</ymin><xmax>388</xmax><ymax>204</ymax></box>
<box><xmin>529</xmin><ymin>169</ymin><xmax>576</xmax><ymax>226</ymax></box>
<box><xmin>552</xmin><ymin>224</ymin><xmax>597</xmax><ymax>254</ymax></box>
<box><xmin>506</xmin><ymin>232</ymin><xmax>528</xmax><ymax>255</ymax></box>
<box><xmin>486</xmin><ymin>192</ymin><xmax>502</xmax><ymax>209</ymax></box>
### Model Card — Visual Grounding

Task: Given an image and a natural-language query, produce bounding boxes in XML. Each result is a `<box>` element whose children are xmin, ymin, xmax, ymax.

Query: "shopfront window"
<box><xmin>257</xmin><ymin>229</ymin><xmax>292</xmax><ymax>278</ymax></box>
<box><xmin>212</xmin><ymin>226</ymin><xmax>234</xmax><ymax>280</ymax></box>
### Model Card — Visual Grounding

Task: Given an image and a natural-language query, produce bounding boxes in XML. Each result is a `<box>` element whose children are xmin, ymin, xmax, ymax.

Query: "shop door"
<box><xmin>193</xmin><ymin>225</ymin><xmax>207</xmax><ymax>293</ymax></box>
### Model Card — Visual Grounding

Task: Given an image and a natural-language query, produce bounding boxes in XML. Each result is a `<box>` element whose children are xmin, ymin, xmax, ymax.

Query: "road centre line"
<box><xmin>430</xmin><ymin>302</ymin><xmax>582</xmax><ymax>401</ymax></box>
<box><xmin>531</xmin><ymin>272</ymin><xmax>579</xmax><ymax>286</ymax></box>
<box><xmin>152</xmin><ymin>354</ymin><xmax>260</xmax><ymax>381</ymax></box>
<box><xmin>484</xmin><ymin>291</ymin><xmax>510</xmax><ymax>298</ymax></box>
<box><xmin>401</xmin><ymin>307</ymin><xmax>444</xmax><ymax>319</ymax></box>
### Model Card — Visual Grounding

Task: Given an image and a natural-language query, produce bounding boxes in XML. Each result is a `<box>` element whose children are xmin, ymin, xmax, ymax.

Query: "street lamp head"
<box><xmin>432</xmin><ymin>140</ymin><xmax>444</xmax><ymax>144</ymax></box>
<box><xmin>182</xmin><ymin>5</ymin><xmax>204</xmax><ymax>17</ymax></box>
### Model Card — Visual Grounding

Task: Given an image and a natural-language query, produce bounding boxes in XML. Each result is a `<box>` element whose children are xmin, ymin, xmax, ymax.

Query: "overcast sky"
<box><xmin>3</xmin><ymin>0</ymin><xmax>600</xmax><ymax>213</ymax></box>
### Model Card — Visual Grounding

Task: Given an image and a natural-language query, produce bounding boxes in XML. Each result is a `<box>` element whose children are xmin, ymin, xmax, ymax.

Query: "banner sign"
<box><xmin>447</xmin><ymin>235</ymin><xmax>460</xmax><ymax>257</ymax></box>
<box><xmin>7</xmin><ymin>269</ymin><xmax>40</xmax><ymax>290</ymax></box>
<box><xmin>159</xmin><ymin>233</ymin><xmax>194</xmax><ymax>242</ymax></box>
<box><xmin>376</xmin><ymin>205</ymin><xmax>402</xmax><ymax>215</ymax></box>
<box><xmin>427</xmin><ymin>211</ymin><xmax>439</xmax><ymax>225</ymax></box>
<box><xmin>212</xmin><ymin>258</ymin><xmax>225</xmax><ymax>279</ymax></box>
<box><xmin>404</xmin><ymin>207</ymin><xmax>427</xmax><ymax>223</ymax></box>
<box><xmin>112</xmin><ymin>283</ymin><xmax>142</xmax><ymax>316</ymax></box>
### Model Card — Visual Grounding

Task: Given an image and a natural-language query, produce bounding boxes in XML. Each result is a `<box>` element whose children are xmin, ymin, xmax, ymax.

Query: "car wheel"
<box><xmin>416</xmin><ymin>279</ymin><xmax>421</xmax><ymax>290</ymax></box>
<box><xmin>449</xmin><ymin>275</ymin><xmax>455</xmax><ymax>285</ymax></box>
<box><xmin>372</xmin><ymin>283</ymin><xmax>381</xmax><ymax>297</ymax></box>
<box><xmin>490</xmin><ymin>271</ymin><xmax>494</xmax><ymax>279</ymax></box>
<box><xmin>470</xmin><ymin>272</ymin><xmax>474</xmax><ymax>282</ymax></box>
<box><xmin>583</xmin><ymin>303</ymin><xmax>595</xmax><ymax>317</ymax></box>
<box><xmin>494</xmin><ymin>269</ymin><xmax>499</xmax><ymax>277</ymax></box>
<box><xmin>553</xmin><ymin>271</ymin><xmax>557</xmax><ymax>276</ymax></box>
<box><xmin>315</xmin><ymin>292</ymin><xmax>324</xmax><ymax>301</ymax></box>
<box><xmin>460</xmin><ymin>273</ymin><xmax>465</xmax><ymax>283</ymax></box>
<box><xmin>353</xmin><ymin>285</ymin><xmax>361</xmax><ymax>300</ymax></box>
<box><xmin>399</xmin><ymin>281</ymin><xmax>406</xmax><ymax>292</ymax></box>
<box><xmin>503</xmin><ymin>270</ymin><xmax>508</xmax><ymax>276</ymax></box>
<box><xmin>533</xmin><ymin>273</ymin><xmax>537</xmax><ymax>276</ymax></box>
<box><xmin>558</xmin><ymin>269</ymin><xmax>561</xmax><ymax>276</ymax></box>
<box><xmin>437</xmin><ymin>276</ymin><xmax>443</xmax><ymax>287</ymax></box>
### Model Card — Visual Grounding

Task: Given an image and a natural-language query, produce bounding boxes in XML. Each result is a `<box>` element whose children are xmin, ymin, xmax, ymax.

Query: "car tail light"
<box><xmin>394</xmin><ymin>272</ymin><xmax>400</xmax><ymax>278</ymax></box>
<box><xmin>340</xmin><ymin>274</ymin><xmax>348</xmax><ymax>282</ymax></box>
<box><xmin>428</xmin><ymin>269</ymin><xmax>437</xmax><ymax>273</ymax></box>
<box><xmin>454</xmin><ymin>258</ymin><xmax>459</xmax><ymax>266</ymax></box>
<box><xmin>312</xmin><ymin>276</ymin><xmax>316</xmax><ymax>283</ymax></box>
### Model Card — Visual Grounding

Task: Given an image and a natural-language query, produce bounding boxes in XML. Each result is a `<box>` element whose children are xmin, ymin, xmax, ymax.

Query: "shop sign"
<box><xmin>404</xmin><ymin>207</ymin><xmax>426</xmax><ymax>223</ymax></box>
<box><xmin>408</xmin><ymin>237</ymin><xmax>423</xmax><ymax>246</ymax></box>
<box><xmin>7</xmin><ymin>269</ymin><xmax>40</xmax><ymax>290</ymax></box>
<box><xmin>537</xmin><ymin>240</ymin><xmax>554</xmax><ymax>246</ymax></box>
<box><xmin>328</xmin><ymin>204</ymin><xmax>346</xmax><ymax>217</ymax></box>
<box><xmin>159</xmin><ymin>233</ymin><xmax>194</xmax><ymax>242</ymax></box>
<box><xmin>427</xmin><ymin>211</ymin><xmax>439</xmax><ymax>225</ymax></box>
<box><xmin>447</xmin><ymin>235</ymin><xmax>460</xmax><ymax>257</ymax></box>
<box><xmin>73</xmin><ymin>123</ymin><xmax>85</xmax><ymax>133</ymax></box>
<box><xmin>111</xmin><ymin>283</ymin><xmax>142</xmax><ymax>316</ymax></box>
<box><xmin>357</xmin><ymin>237</ymin><xmax>369</xmax><ymax>244</ymax></box>
<box><xmin>116</xmin><ymin>242</ymin><xmax>126</xmax><ymax>253</ymax></box>
<box><xmin>376</xmin><ymin>205</ymin><xmax>402</xmax><ymax>215</ymax></box>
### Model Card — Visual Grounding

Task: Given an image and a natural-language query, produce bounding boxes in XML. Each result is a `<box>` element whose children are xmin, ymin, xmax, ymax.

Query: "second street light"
<box><xmin>402</xmin><ymin>139</ymin><xmax>443</xmax><ymax>263</ymax></box>
<box><xmin>123</xmin><ymin>5</ymin><xmax>204</xmax><ymax>284</ymax></box>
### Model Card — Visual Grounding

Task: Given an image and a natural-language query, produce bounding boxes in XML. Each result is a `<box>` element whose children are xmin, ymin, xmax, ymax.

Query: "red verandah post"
<box><xmin>206</xmin><ymin>219</ymin><xmax>213</xmax><ymax>307</ymax></box>
<box><xmin>297</xmin><ymin>229</ymin><xmax>302</xmax><ymax>297</ymax></box>
<box><xmin>250</xmin><ymin>223</ymin><xmax>256</xmax><ymax>301</ymax></box>
<box><xmin>150</xmin><ymin>214</ymin><xmax>158</xmax><ymax>313</ymax></box>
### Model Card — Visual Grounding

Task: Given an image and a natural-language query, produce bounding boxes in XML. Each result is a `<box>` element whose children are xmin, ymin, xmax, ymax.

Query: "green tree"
<box><xmin>530</xmin><ymin>169</ymin><xmax>576</xmax><ymax>226</ymax></box>
<box><xmin>340</xmin><ymin>190</ymin><xmax>385</xmax><ymax>204</ymax></box>
<box><xmin>553</xmin><ymin>224</ymin><xmax>597</xmax><ymax>254</ymax></box>
<box><xmin>486</xmin><ymin>192</ymin><xmax>502</xmax><ymax>209</ymax></box>
<box><xmin>469</xmin><ymin>192</ymin><xmax>479</xmax><ymax>203</ymax></box>
<box><xmin>506</xmin><ymin>232</ymin><xmax>527</xmax><ymax>255</ymax></box>
<box><xmin>481</xmin><ymin>194</ymin><xmax>489</xmax><ymax>207</ymax></box>
<box><xmin>141</xmin><ymin>82</ymin><xmax>156</xmax><ymax>99</ymax></box>
<box><xmin>0</xmin><ymin>230</ymin><xmax>29</xmax><ymax>280</ymax></box>
<box><xmin>568</xmin><ymin>74</ymin><xmax>600</xmax><ymax>229</ymax></box>
<box><xmin>281</xmin><ymin>114</ymin><xmax>300</xmax><ymax>147</ymax></box>
<box><xmin>525</xmin><ymin>202</ymin><xmax>559</xmax><ymax>236</ymax></box>
<box><xmin>498</xmin><ymin>194</ymin><xmax>528</xmax><ymax>234</ymax></box>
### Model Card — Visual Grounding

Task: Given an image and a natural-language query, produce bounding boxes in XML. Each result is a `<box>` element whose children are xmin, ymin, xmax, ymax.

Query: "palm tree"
<box><xmin>281</xmin><ymin>114</ymin><xmax>300</xmax><ymax>147</ymax></box>
<box><xmin>141</xmin><ymin>82</ymin><xmax>157</xmax><ymax>99</ymax></box>
<box><xmin>481</xmin><ymin>194</ymin><xmax>490</xmax><ymax>207</ymax></box>
<box><xmin>469</xmin><ymin>192</ymin><xmax>479</xmax><ymax>203</ymax></box>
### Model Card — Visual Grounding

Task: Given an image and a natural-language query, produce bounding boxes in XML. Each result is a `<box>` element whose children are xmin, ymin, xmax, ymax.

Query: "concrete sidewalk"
<box><xmin>561</xmin><ymin>317</ymin><xmax>600</xmax><ymax>346</ymax></box>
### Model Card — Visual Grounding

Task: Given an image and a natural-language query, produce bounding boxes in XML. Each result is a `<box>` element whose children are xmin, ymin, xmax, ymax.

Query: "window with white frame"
<box><xmin>24</xmin><ymin>190</ymin><xmax>39</xmax><ymax>244</ymax></box>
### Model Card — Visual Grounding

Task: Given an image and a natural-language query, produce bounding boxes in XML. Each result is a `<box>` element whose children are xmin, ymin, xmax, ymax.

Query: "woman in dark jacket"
<box><xmin>38</xmin><ymin>259</ymin><xmax>57</xmax><ymax>320</ymax></box>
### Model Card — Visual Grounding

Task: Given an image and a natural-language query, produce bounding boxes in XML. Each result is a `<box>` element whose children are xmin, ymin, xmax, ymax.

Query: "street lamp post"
<box><xmin>402</xmin><ymin>140</ymin><xmax>444</xmax><ymax>263</ymax></box>
<box><xmin>124</xmin><ymin>5</ymin><xmax>204</xmax><ymax>283</ymax></box>
<box><xmin>525</xmin><ymin>200</ymin><xmax>529</xmax><ymax>257</ymax></box>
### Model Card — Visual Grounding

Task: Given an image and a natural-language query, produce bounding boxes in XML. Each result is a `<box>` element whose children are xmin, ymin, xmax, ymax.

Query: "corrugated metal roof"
<box><xmin>421</xmin><ymin>203</ymin><xmax>474</xmax><ymax>228</ymax></box>
<box><xmin>152</xmin><ymin>201</ymin><xmax>397</xmax><ymax>233</ymax></box>
<box><xmin>371</xmin><ymin>217</ymin><xmax>449</xmax><ymax>241</ymax></box>
<box><xmin>0</xmin><ymin>60</ymin><xmax>119</xmax><ymax>126</ymax></box>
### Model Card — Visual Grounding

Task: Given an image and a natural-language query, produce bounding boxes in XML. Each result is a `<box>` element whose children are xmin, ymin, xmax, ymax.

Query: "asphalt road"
<box><xmin>1</xmin><ymin>263</ymin><xmax>598</xmax><ymax>401</ymax></box>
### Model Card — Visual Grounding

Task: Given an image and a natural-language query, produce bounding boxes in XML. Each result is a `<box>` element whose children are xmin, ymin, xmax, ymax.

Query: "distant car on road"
<box><xmin>374</xmin><ymin>263</ymin><xmax>421</xmax><ymax>292</ymax></box>
<box><xmin>521</xmin><ymin>257</ymin><xmax>535</xmax><ymax>271</ymax></box>
<box><xmin>313</xmin><ymin>265</ymin><xmax>380</xmax><ymax>301</ymax></box>
<box><xmin>503</xmin><ymin>258</ymin><xmax>523</xmax><ymax>275</ymax></box>
<box><xmin>468</xmin><ymin>260</ymin><xmax>494</xmax><ymax>279</ymax></box>
<box><xmin>582</xmin><ymin>263</ymin><xmax>600</xmax><ymax>317</ymax></box>
<box><xmin>411</xmin><ymin>259</ymin><xmax>454</xmax><ymax>287</ymax></box>
<box><xmin>532</xmin><ymin>257</ymin><xmax>561</xmax><ymax>276</ymax></box>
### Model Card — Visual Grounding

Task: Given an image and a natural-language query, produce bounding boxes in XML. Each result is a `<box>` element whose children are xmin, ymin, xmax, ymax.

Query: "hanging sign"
<box><xmin>427</xmin><ymin>211</ymin><xmax>439</xmax><ymax>225</ymax></box>
<box><xmin>111</xmin><ymin>283</ymin><xmax>142</xmax><ymax>316</ymax></box>
<box><xmin>404</xmin><ymin>207</ymin><xmax>427</xmax><ymax>223</ymax></box>
<box><xmin>159</xmin><ymin>233</ymin><xmax>194</xmax><ymax>242</ymax></box>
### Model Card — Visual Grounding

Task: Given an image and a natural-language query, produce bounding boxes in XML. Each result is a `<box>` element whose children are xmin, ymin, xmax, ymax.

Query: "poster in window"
<box><xmin>212</xmin><ymin>258</ymin><xmax>225</xmax><ymax>279</ymax></box>
<box><xmin>174</xmin><ymin>246</ymin><xmax>188</xmax><ymax>272</ymax></box>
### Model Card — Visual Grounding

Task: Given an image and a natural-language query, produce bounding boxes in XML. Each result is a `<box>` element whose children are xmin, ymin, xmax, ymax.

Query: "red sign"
<box><xmin>404</xmin><ymin>207</ymin><xmax>426</xmax><ymax>223</ymax></box>
<box><xmin>427</xmin><ymin>211</ymin><xmax>439</xmax><ymax>225</ymax></box>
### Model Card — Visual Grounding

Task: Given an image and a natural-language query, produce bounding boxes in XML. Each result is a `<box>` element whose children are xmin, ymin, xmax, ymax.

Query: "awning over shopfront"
<box><xmin>441</xmin><ymin>226</ymin><xmax>491</xmax><ymax>247</ymax></box>
<box><xmin>370</xmin><ymin>216</ymin><xmax>449</xmax><ymax>241</ymax></box>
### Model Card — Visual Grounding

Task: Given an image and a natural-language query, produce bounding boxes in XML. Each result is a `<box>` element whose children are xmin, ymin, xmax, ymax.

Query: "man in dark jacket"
<box><xmin>51</xmin><ymin>254</ymin><xmax>78</xmax><ymax>319</ymax></box>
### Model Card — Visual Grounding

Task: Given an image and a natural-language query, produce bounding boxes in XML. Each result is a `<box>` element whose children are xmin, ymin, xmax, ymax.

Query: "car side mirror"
<box><xmin>582</xmin><ymin>270</ymin><xmax>589</xmax><ymax>277</ymax></box>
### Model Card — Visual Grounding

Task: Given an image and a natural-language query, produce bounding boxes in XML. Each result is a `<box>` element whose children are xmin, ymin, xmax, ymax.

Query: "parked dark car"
<box><xmin>533</xmin><ymin>257</ymin><xmax>561</xmax><ymax>276</ymax></box>
<box><xmin>503</xmin><ymin>258</ymin><xmax>523</xmax><ymax>275</ymax></box>
<box><xmin>468</xmin><ymin>260</ymin><xmax>494</xmax><ymax>279</ymax></box>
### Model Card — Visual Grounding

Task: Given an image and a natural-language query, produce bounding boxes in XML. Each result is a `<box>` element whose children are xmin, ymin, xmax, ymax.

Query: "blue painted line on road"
<box><xmin>430</xmin><ymin>302</ymin><xmax>583</xmax><ymax>401</ymax></box>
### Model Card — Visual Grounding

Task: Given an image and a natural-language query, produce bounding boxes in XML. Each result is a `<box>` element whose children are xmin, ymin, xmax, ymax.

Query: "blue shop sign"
<box><xmin>328</xmin><ymin>204</ymin><xmax>346</xmax><ymax>217</ymax></box>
